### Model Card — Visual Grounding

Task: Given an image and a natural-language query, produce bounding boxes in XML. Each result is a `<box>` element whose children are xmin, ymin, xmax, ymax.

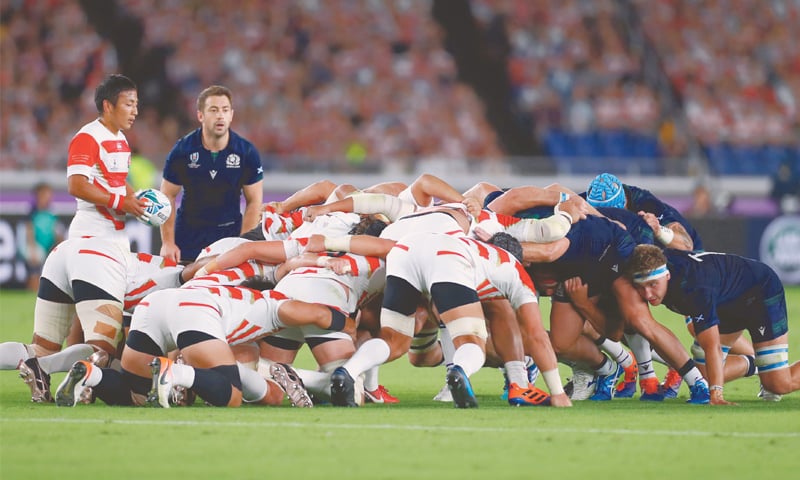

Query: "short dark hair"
<box><xmin>239</xmin><ymin>275</ymin><xmax>276</xmax><ymax>292</ymax></box>
<box><xmin>197</xmin><ymin>85</ymin><xmax>233</xmax><ymax>112</ymax></box>
<box><xmin>487</xmin><ymin>232</ymin><xmax>523</xmax><ymax>263</ymax></box>
<box><xmin>94</xmin><ymin>74</ymin><xmax>137</xmax><ymax>113</ymax></box>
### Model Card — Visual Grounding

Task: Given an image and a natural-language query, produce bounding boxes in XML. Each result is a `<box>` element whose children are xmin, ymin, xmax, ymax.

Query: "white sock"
<box><xmin>595</xmin><ymin>356</ymin><xmax>615</xmax><ymax>376</ymax></box>
<box><xmin>452</xmin><ymin>343</ymin><xmax>485</xmax><ymax>377</ymax></box>
<box><xmin>37</xmin><ymin>344</ymin><xmax>95</xmax><ymax>374</ymax></box>
<box><xmin>524</xmin><ymin>355</ymin><xmax>536</xmax><ymax>369</ymax></box>
<box><xmin>683</xmin><ymin>367</ymin><xmax>705</xmax><ymax>387</ymax></box>
<box><xmin>171</xmin><ymin>363</ymin><xmax>196</xmax><ymax>388</ymax></box>
<box><xmin>439</xmin><ymin>326</ymin><xmax>456</xmax><ymax>366</ymax></box>
<box><xmin>599</xmin><ymin>338</ymin><xmax>633</xmax><ymax>368</ymax></box>
<box><xmin>238</xmin><ymin>364</ymin><xmax>268</xmax><ymax>402</ymax></box>
<box><xmin>0</xmin><ymin>342</ymin><xmax>31</xmax><ymax>369</ymax></box>
<box><xmin>84</xmin><ymin>363</ymin><xmax>104</xmax><ymax>387</ymax></box>
<box><xmin>504</xmin><ymin>360</ymin><xmax>528</xmax><ymax>386</ymax></box>
<box><xmin>293</xmin><ymin>368</ymin><xmax>331</xmax><ymax>399</ymax></box>
<box><xmin>256</xmin><ymin>357</ymin><xmax>275</xmax><ymax>379</ymax></box>
<box><xmin>343</xmin><ymin>338</ymin><xmax>390</xmax><ymax>378</ymax></box>
<box><xmin>650</xmin><ymin>348</ymin><xmax>668</xmax><ymax>365</ymax></box>
<box><xmin>625</xmin><ymin>333</ymin><xmax>656</xmax><ymax>379</ymax></box>
<box><xmin>363</xmin><ymin>366</ymin><xmax>379</xmax><ymax>392</ymax></box>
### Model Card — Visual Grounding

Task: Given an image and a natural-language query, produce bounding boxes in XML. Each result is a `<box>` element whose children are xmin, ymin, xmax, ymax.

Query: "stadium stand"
<box><xmin>1</xmin><ymin>0</ymin><xmax>797</xmax><ymax>177</ymax></box>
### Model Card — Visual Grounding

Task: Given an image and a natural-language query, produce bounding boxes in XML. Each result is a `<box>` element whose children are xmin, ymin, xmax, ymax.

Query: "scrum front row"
<box><xmin>1</xmin><ymin>173</ymin><xmax>797</xmax><ymax>408</ymax></box>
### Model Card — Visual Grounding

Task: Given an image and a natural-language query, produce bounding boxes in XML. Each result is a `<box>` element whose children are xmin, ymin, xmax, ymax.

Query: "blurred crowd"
<box><xmin>1</xmin><ymin>0</ymin><xmax>798</xmax><ymax>177</ymax></box>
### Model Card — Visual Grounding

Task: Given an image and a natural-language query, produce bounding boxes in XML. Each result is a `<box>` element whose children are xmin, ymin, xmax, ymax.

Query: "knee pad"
<box><xmin>74</xmin><ymin>299</ymin><xmax>123</xmax><ymax>347</ymax></box>
<box><xmin>32</xmin><ymin>298</ymin><xmax>76</xmax><ymax>346</ymax></box>
<box><xmin>445</xmin><ymin>316</ymin><xmax>488</xmax><ymax>341</ymax></box>
<box><xmin>755</xmin><ymin>344</ymin><xmax>789</xmax><ymax>372</ymax></box>
<box><xmin>380</xmin><ymin>308</ymin><xmax>415</xmax><ymax>337</ymax></box>
<box><xmin>690</xmin><ymin>340</ymin><xmax>705</xmax><ymax>365</ymax></box>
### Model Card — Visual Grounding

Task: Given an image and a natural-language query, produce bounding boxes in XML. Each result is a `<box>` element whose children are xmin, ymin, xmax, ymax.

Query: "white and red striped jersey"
<box><xmin>134</xmin><ymin>286</ymin><xmax>290</xmax><ymax>350</ymax></box>
<box><xmin>200</xmin><ymin>285</ymin><xmax>289</xmax><ymax>346</ymax></box>
<box><xmin>66</xmin><ymin>119</ymin><xmax>131</xmax><ymax>241</ymax></box>
<box><xmin>275</xmin><ymin>253</ymin><xmax>385</xmax><ymax>315</ymax></box>
<box><xmin>455</xmin><ymin>236</ymin><xmax>538</xmax><ymax>309</ymax></box>
<box><xmin>289</xmin><ymin>211</ymin><xmax>361</xmax><ymax>242</ymax></box>
<box><xmin>196</xmin><ymin>237</ymin><xmax>251</xmax><ymax>260</ymax></box>
<box><xmin>381</xmin><ymin>203</ymin><xmax>472</xmax><ymax>241</ymax></box>
<box><xmin>184</xmin><ymin>260</ymin><xmax>277</xmax><ymax>289</ymax></box>
<box><xmin>124</xmin><ymin>252</ymin><xmax>184</xmax><ymax>313</ymax></box>
<box><xmin>261</xmin><ymin>206</ymin><xmax>307</xmax><ymax>240</ymax></box>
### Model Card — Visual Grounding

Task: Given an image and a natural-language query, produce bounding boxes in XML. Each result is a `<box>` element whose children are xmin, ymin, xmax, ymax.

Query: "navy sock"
<box><xmin>191</xmin><ymin>368</ymin><xmax>234</xmax><ymax>406</ymax></box>
<box><xmin>93</xmin><ymin>369</ymin><xmax>135</xmax><ymax>406</ymax></box>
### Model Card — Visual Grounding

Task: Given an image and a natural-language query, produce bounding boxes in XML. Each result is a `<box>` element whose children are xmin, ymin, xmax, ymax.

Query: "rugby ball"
<box><xmin>135</xmin><ymin>188</ymin><xmax>172</xmax><ymax>227</ymax></box>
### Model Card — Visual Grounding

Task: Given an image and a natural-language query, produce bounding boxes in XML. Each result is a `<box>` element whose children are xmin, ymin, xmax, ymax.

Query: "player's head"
<box><xmin>587</xmin><ymin>173</ymin><xmax>626</xmax><ymax>209</ymax></box>
<box><xmin>349</xmin><ymin>214</ymin><xmax>389</xmax><ymax>237</ymax></box>
<box><xmin>624</xmin><ymin>244</ymin><xmax>670</xmax><ymax>306</ymax></box>
<box><xmin>239</xmin><ymin>275</ymin><xmax>276</xmax><ymax>292</ymax></box>
<box><xmin>525</xmin><ymin>264</ymin><xmax>558</xmax><ymax>297</ymax></box>
<box><xmin>487</xmin><ymin>232</ymin><xmax>523</xmax><ymax>263</ymax></box>
<box><xmin>197</xmin><ymin>85</ymin><xmax>234</xmax><ymax>136</ymax></box>
<box><xmin>94</xmin><ymin>74</ymin><xmax>137</xmax><ymax>113</ymax></box>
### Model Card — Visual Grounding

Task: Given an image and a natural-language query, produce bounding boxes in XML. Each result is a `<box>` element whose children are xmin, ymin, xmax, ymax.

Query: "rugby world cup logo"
<box><xmin>760</xmin><ymin>215</ymin><xmax>800</xmax><ymax>284</ymax></box>
<box><xmin>189</xmin><ymin>152</ymin><xmax>200</xmax><ymax>168</ymax></box>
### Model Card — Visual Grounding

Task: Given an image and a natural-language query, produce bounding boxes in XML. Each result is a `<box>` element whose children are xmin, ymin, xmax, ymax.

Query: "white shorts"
<box><xmin>34</xmin><ymin>237</ymin><xmax>130</xmax><ymax>344</ymax></box>
<box><xmin>387</xmin><ymin>232</ymin><xmax>478</xmax><ymax>294</ymax></box>
<box><xmin>130</xmin><ymin>289</ymin><xmax>227</xmax><ymax>353</ymax></box>
<box><xmin>272</xmin><ymin>275</ymin><xmax>352</xmax><ymax>343</ymax></box>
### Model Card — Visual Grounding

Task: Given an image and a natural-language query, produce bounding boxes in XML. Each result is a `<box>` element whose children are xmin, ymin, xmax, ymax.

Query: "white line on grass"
<box><xmin>3</xmin><ymin>417</ymin><xmax>798</xmax><ymax>438</ymax></box>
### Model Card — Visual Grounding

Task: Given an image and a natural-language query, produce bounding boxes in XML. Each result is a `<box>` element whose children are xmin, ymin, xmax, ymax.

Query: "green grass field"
<box><xmin>1</xmin><ymin>289</ymin><xmax>798</xmax><ymax>480</ymax></box>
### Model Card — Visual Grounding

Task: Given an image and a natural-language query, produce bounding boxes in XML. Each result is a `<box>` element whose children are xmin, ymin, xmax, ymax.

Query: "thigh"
<box><xmin>309</xmin><ymin>338</ymin><xmax>356</xmax><ymax>367</ymax></box>
<box><xmin>182</xmin><ymin>339</ymin><xmax>236</xmax><ymax>369</ymax></box>
<box><xmin>32</xmin><ymin>297</ymin><xmax>75</xmax><ymax>346</ymax></box>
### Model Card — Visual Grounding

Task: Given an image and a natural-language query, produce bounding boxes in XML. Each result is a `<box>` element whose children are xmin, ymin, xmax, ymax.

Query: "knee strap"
<box><xmin>755</xmin><ymin>344</ymin><xmax>789</xmax><ymax>372</ymax></box>
<box><xmin>445</xmin><ymin>316</ymin><xmax>488</xmax><ymax>341</ymax></box>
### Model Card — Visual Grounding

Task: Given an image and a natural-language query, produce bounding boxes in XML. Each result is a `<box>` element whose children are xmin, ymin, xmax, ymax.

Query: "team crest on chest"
<box><xmin>189</xmin><ymin>152</ymin><xmax>200</xmax><ymax>168</ymax></box>
<box><xmin>226</xmin><ymin>154</ymin><xmax>241</xmax><ymax>168</ymax></box>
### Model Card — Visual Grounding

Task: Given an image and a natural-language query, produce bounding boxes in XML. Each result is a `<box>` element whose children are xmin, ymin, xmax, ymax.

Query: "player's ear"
<box><xmin>196</xmin><ymin>110</ymin><xmax>204</xmax><ymax>123</ymax></box>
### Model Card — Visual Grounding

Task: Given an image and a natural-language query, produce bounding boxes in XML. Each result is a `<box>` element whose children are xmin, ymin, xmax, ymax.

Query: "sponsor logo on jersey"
<box><xmin>226</xmin><ymin>154</ymin><xmax>241</xmax><ymax>168</ymax></box>
<box><xmin>210</xmin><ymin>169</ymin><xmax>218</xmax><ymax>179</ymax></box>
<box><xmin>760</xmin><ymin>215</ymin><xmax>800</xmax><ymax>284</ymax></box>
<box><xmin>189</xmin><ymin>152</ymin><xmax>200</xmax><ymax>168</ymax></box>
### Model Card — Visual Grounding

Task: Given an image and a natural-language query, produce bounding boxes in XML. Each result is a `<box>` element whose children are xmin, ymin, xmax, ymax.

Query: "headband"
<box><xmin>632</xmin><ymin>264</ymin><xmax>669</xmax><ymax>284</ymax></box>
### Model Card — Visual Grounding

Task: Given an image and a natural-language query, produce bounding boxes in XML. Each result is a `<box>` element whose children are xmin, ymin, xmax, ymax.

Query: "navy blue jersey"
<box><xmin>580</xmin><ymin>184</ymin><xmax>703</xmax><ymax>250</ymax></box>
<box><xmin>548</xmin><ymin>215</ymin><xmax>637</xmax><ymax>297</ymax></box>
<box><xmin>597</xmin><ymin>207</ymin><xmax>655</xmax><ymax>245</ymax></box>
<box><xmin>163</xmin><ymin>128</ymin><xmax>263</xmax><ymax>259</ymax></box>
<box><xmin>661</xmin><ymin>249</ymin><xmax>788</xmax><ymax>342</ymax></box>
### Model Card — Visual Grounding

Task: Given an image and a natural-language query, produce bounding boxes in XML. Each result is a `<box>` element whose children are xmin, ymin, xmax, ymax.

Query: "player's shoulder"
<box><xmin>173</xmin><ymin>129</ymin><xmax>202</xmax><ymax>151</ymax></box>
<box><xmin>73</xmin><ymin>119</ymin><xmax>116</xmax><ymax>142</ymax></box>
<box><xmin>227</xmin><ymin>130</ymin><xmax>259</xmax><ymax>155</ymax></box>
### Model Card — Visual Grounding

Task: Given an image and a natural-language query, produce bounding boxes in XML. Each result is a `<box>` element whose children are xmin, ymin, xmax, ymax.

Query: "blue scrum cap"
<box><xmin>587</xmin><ymin>173</ymin><xmax>626</xmax><ymax>208</ymax></box>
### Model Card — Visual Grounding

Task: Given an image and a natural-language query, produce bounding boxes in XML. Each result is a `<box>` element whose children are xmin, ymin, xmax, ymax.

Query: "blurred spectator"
<box><xmin>0</xmin><ymin>0</ymin><xmax>501</xmax><ymax>173</ymax></box>
<box><xmin>686</xmin><ymin>183</ymin><xmax>713</xmax><ymax>218</ymax></box>
<box><xmin>19</xmin><ymin>183</ymin><xmax>64</xmax><ymax>291</ymax></box>
<box><xmin>128</xmin><ymin>147</ymin><xmax>159</xmax><ymax>191</ymax></box>
<box><xmin>770</xmin><ymin>158</ymin><xmax>800</xmax><ymax>214</ymax></box>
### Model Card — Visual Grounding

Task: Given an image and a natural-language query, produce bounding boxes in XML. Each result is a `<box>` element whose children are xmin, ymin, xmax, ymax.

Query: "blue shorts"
<box><xmin>716</xmin><ymin>273</ymin><xmax>788</xmax><ymax>343</ymax></box>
